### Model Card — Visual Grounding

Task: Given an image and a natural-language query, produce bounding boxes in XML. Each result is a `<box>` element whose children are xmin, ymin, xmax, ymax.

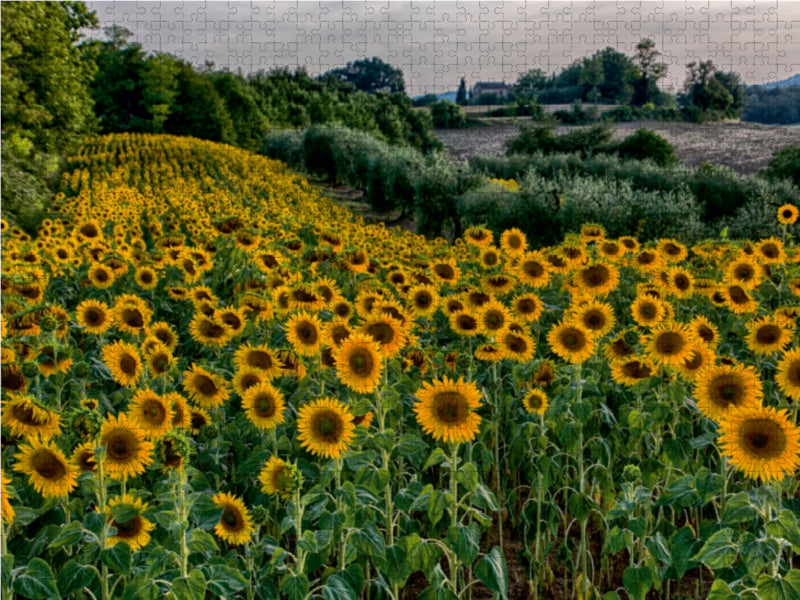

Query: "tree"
<box><xmin>681</xmin><ymin>61</ymin><xmax>745</xmax><ymax>121</ymax></box>
<box><xmin>579</xmin><ymin>56</ymin><xmax>604</xmax><ymax>103</ymax></box>
<box><xmin>630</xmin><ymin>38</ymin><xmax>666</xmax><ymax>106</ymax></box>
<box><xmin>2</xmin><ymin>1</ymin><xmax>98</xmax><ymax>154</ymax></box>
<box><xmin>456</xmin><ymin>77</ymin><xmax>467</xmax><ymax>105</ymax></box>
<box><xmin>595</xmin><ymin>47</ymin><xmax>636</xmax><ymax>103</ymax></box>
<box><xmin>514</xmin><ymin>69</ymin><xmax>547</xmax><ymax>101</ymax></box>
<box><xmin>210</xmin><ymin>70</ymin><xmax>268</xmax><ymax>150</ymax></box>
<box><xmin>165</xmin><ymin>61</ymin><xmax>235</xmax><ymax>143</ymax></box>
<box><xmin>321</xmin><ymin>57</ymin><xmax>405</xmax><ymax>94</ymax></box>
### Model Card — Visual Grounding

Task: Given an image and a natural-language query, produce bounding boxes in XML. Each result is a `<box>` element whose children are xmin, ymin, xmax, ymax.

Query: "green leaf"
<box><xmin>602</xmin><ymin>593</ymin><xmax>622</xmax><ymax>600</ymax></box>
<box><xmin>57</xmin><ymin>560</ymin><xmax>97</xmax><ymax>597</ymax></box>
<box><xmin>407</xmin><ymin>539</ymin><xmax>442</xmax><ymax>574</ymax></box>
<box><xmin>84</xmin><ymin>510</ymin><xmax>105</xmax><ymax>537</ymax></box>
<box><xmin>187</xmin><ymin>528</ymin><xmax>218</xmax><ymax>554</ymax></box>
<box><xmin>13</xmin><ymin>558</ymin><xmax>60</xmax><ymax>600</ymax></box>
<box><xmin>281</xmin><ymin>574</ymin><xmax>310</xmax><ymax>600</ymax></box>
<box><xmin>475</xmin><ymin>547</ymin><xmax>508</xmax><ymax>599</ymax></box>
<box><xmin>191</xmin><ymin>493</ymin><xmax>223</xmax><ymax>529</ymax></box>
<box><xmin>428</xmin><ymin>489</ymin><xmax>449</xmax><ymax>526</ymax></box>
<box><xmin>741</xmin><ymin>532</ymin><xmax>779</xmax><ymax>575</ymax></box>
<box><xmin>352</xmin><ymin>522</ymin><xmax>386</xmax><ymax>560</ymax></box>
<box><xmin>645</xmin><ymin>532</ymin><xmax>670</xmax><ymax>566</ymax></box>
<box><xmin>691</xmin><ymin>528</ymin><xmax>737</xmax><ymax>570</ymax></box>
<box><xmin>722</xmin><ymin>492</ymin><xmax>758</xmax><ymax>525</ymax></box>
<box><xmin>622</xmin><ymin>566</ymin><xmax>654</xmax><ymax>600</ymax></box>
<box><xmin>455</xmin><ymin>462</ymin><xmax>479</xmax><ymax>493</ymax></box>
<box><xmin>707</xmin><ymin>579</ymin><xmax>735</xmax><ymax>600</ymax></box>
<box><xmin>454</xmin><ymin>522</ymin><xmax>481</xmax><ymax>566</ymax></box>
<box><xmin>382</xmin><ymin>544</ymin><xmax>411</xmax><ymax>585</ymax></box>
<box><xmin>119</xmin><ymin>574</ymin><xmax>159</xmax><ymax>600</ymax></box>
<box><xmin>110</xmin><ymin>501</ymin><xmax>141</xmax><ymax>524</ymax></box>
<box><xmin>47</xmin><ymin>520</ymin><xmax>85</xmax><ymax>549</ymax></box>
<box><xmin>101</xmin><ymin>543</ymin><xmax>132</xmax><ymax>575</ymax></box>
<box><xmin>757</xmin><ymin>571</ymin><xmax>800</xmax><ymax>600</ymax></box>
<box><xmin>173</xmin><ymin>569</ymin><xmax>206</xmax><ymax>600</ymax></box>
<box><xmin>766</xmin><ymin>510</ymin><xmax>800</xmax><ymax>553</ymax></box>
<box><xmin>423</xmin><ymin>447</ymin><xmax>447</xmax><ymax>470</ymax></box>
<box><xmin>205</xmin><ymin>564</ymin><xmax>248</xmax><ymax>596</ymax></box>
<box><xmin>322</xmin><ymin>572</ymin><xmax>358</xmax><ymax>600</ymax></box>
<box><xmin>669</xmin><ymin>526</ymin><xmax>700</xmax><ymax>580</ymax></box>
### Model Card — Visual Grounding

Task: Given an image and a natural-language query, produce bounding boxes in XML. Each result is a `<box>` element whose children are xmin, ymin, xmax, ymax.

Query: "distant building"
<box><xmin>471</xmin><ymin>81</ymin><xmax>511</xmax><ymax>99</ymax></box>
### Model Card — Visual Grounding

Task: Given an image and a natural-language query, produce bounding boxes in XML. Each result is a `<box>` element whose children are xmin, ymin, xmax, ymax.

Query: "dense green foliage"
<box><xmin>679</xmin><ymin>61</ymin><xmax>745</xmax><ymax>122</ymax></box>
<box><xmin>613</xmin><ymin>128</ymin><xmax>678</xmax><ymax>166</ymax></box>
<box><xmin>318</xmin><ymin>56</ymin><xmax>405</xmax><ymax>94</ymax></box>
<box><xmin>505</xmin><ymin>123</ymin><xmax>614</xmax><ymax>157</ymax></box>
<box><xmin>429</xmin><ymin>100</ymin><xmax>467</xmax><ymax>128</ymax></box>
<box><xmin>743</xmin><ymin>85</ymin><xmax>800</xmax><ymax>125</ymax></box>
<box><xmin>762</xmin><ymin>146</ymin><xmax>800</xmax><ymax>186</ymax></box>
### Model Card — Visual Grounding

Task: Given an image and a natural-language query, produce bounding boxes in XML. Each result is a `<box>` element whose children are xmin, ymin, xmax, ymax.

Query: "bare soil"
<box><xmin>435</xmin><ymin>119</ymin><xmax>800</xmax><ymax>175</ymax></box>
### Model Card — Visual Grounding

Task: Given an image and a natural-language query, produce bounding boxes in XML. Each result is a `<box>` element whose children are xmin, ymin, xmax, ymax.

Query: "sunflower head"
<box><xmin>241</xmin><ymin>383</ymin><xmax>286</xmax><ymax>430</ymax></box>
<box><xmin>297</xmin><ymin>398</ymin><xmax>355</xmax><ymax>459</ymax></box>
<box><xmin>333</xmin><ymin>333</ymin><xmax>384</xmax><ymax>394</ymax></box>
<box><xmin>259</xmin><ymin>457</ymin><xmax>299</xmax><ymax>499</ymax></box>
<box><xmin>13</xmin><ymin>439</ymin><xmax>77</xmax><ymax>499</ymax></box>
<box><xmin>106</xmin><ymin>493</ymin><xmax>155</xmax><ymax>552</ymax></box>
<box><xmin>413</xmin><ymin>376</ymin><xmax>482</xmax><ymax>445</ymax></box>
<box><xmin>695</xmin><ymin>363</ymin><xmax>763</xmax><ymax>420</ymax></box>
<box><xmin>777</xmin><ymin>203</ymin><xmax>799</xmax><ymax>225</ymax></box>
<box><xmin>522</xmin><ymin>389</ymin><xmax>549</xmax><ymax>415</ymax></box>
<box><xmin>99</xmin><ymin>413</ymin><xmax>154</xmax><ymax>481</ymax></box>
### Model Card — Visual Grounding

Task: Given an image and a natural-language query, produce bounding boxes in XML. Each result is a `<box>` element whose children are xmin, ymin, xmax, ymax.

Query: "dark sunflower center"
<box><xmin>523</xmin><ymin>261</ymin><xmax>544</xmax><ymax>278</ymax></box>
<box><xmin>622</xmin><ymin>361</ymin><xmax>651</xmax><ymax>379</ymax></box>
<box><xmin>740</xmin><ymin>419</ymin><xmax>786</xmax><ymax>458</ymax></box>
<box><xmin>85</xmin><ymin>308</ymin><xmax>105</xmax><ymax>325</ymax></box>
<box><xmin>222</xmin><ymin>506</ymin><xmax>242</xmax><ymax>529</ymax></box>
<box><xmin>527</xmin><ymin>394</ymin><xmax>543</xmax><ymax>410</ymax></box>
<box><xmin>415</xmin><ymin>293</ymin><xmax>433</xmax><ymax>308</ymax></box>
<box><xmin>561</xmin><ymin>328</ymin><xmax>585</xmax><ymax>350</ymax></box>
<box><xmin>33</xmin><ymin>450</ymin><xmax>66</xmax><ymax>479</ymax></box>
<box><xmin>80</xmin><ymin>223</ymin><xmax>99</xmax><ymax>237</ymax></box>
<box><xmin>734</xmin><ymin>264</ymin><xmax>754</xmax><ymax>280</ymax></box>
<box><xmin>715</xmin><ymin>379</ymin><xmax>742</xmax><ymax>405</ymax></box>
<box><xmin>582</xmin><ymin>266</ymin><xmax>609</xmax><ymax>287</ymax></box>
<box><xmin>199</xmin><ymin>320</ymin><xmax>226</xmax><ymax>339</ymax></box>
<box><xmin>314</xmin><ymin>410</ymin><xmax>343</xmax><ymax>441</ymax></box>
<box><xmin>433</xmin><ymin>392</ymin><xmax>468</xmax><ymax>424</ymax></box>
<box><xmin>782</xmin><ymin>209</ymin><xmax>793</xmax><ymax>219</ymax></box>
<box><xmin>240</xmin><ymin>374</ymin><xmax>260</xmax><ymax>390</ymax></box>
<box><xmin>674</xmin><ymin>275</ymin><xmax>690</xmax><ymax>289</ymax></box>
<box><xmin>656</xmin><ymin>332</ymin><xmax>685</xmax><ymax>356</ymax></box>
<box><xmin>367</xmin><ymin>323</ymin><xmax>395</xmax><ymax>344</ymax></box>
<box><xmin>683</xmin><ymin>351</ymin><xmax>703</xmax><ymax>370</ymax></box>
<box><xmin>639</xmin><ymin>304</ymin><xmax>656</xmax><ymax>318</ymax></box>
<box><xmin>248</xmin><ymin>351</ymin><xmax>273</xmax><ymax>370</ymax></box>
<box><xmin>755</xmin><ymin>325</ymin><xmax>781</xmax><ymax>345</ymax></box>
<box><xmin>12</xmin><ymin>403</ymin><xmax>41</xmax><ymax>426</ymax></box>
<box><xmin>119</xmin><ymin>354</ymin><xmax>138</xmax><ymax>376</ymax></box>
<box><xmin>221</xmin><ymin>314</ymin><xmax>242</xmax><ymax>330</ymax></box>
<box><xmin>2</xmin><ymin>367</ymin><xmax>25</xmax><ymax>392</ymax></box>
<box><xmin>435</xmin><ymin>264</ymin><xmax>455</xmax><ymax>279</ymax></box>
<box><xmin>788</xmin><ymin>361</ymin><xmax>800</xmax><ymax>386</ymax></box>
<box><xmin>517</xmin><ymin>299</ymin><xmax>536</xmax><ymax>313</ymax></box>
<box><xmin>255</xmin><ymin>394</ymin><xmax>276</xmax><ymax>417</ymax></box>
<box><xmin>697</xmin><ymin>325</ymin><xmax>714</xmax><ymax>342</ymax></box>
<box><xmin>195</xmin><ymin>375</ymin><xmax>218</xmax><ymax>397</ymax></box>
<box><xmin>504</xmin><ymin>334</ymin><xmax>527</xmax><ymax>353</ymax></box>
<box><xmin>761</xmin><ymin>244</ymin><xmax>779</xmax><ymax>258</ymax></box>
<box><xmin>143</xmin><ymin>400</ymin><xmax>167</xmax><ymax>425</ymax></box>
<box><xmin>457</xmin><ymin>315</ymin><xmax>477</xmax><ymax>331</ymax></box>
<box><xmin>728</xmin><ymin>286</ymin><xmax>749</xmax><ymax>304</ymax></box>
<box><xmin>584</xmin><ymin>311</ymin><xmax>604</xmax><ymax>329</ymax></box>
<box><xmin>108</xmin><ymin>432</ymin><xmax>135</xmax><ymax>460</ymax></box>
<box><xmin>484</xmin><ymin>311</ymin><xmax>504</xmax><ymax>330</ymax></box>
<box><xmin>349</xmin><ymin>349</ymin><xmax>373</xmax><ymax>376</ymax></box>
<box><xmin>113</xmin><ymin>515</ymin><xmax>141</xmax><ymax>538</ymax></box>
<box><xmin>139</xmin><ymin>271</ymin><xmax>154</xmax><ymax>284</ymax></box>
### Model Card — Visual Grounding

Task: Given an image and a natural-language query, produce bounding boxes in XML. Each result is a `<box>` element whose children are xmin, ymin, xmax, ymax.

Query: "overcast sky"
<box><xmin>87</xmin><ymin>1</ymin><xmax>800</xmax><ymax>95</ymax></box>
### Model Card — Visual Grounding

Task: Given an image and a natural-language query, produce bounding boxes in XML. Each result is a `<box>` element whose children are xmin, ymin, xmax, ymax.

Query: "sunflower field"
<box><xmin>2</xmin><ymin>133</ymin><xmax>800</xmax><ymax>600</ymax></box>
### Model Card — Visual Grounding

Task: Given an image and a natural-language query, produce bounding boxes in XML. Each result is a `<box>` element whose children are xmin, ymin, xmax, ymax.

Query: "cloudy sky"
<box><xmin>87</xmin><ymin>1</ymin><xmax>800</xmax><ymax>95</ymax></box>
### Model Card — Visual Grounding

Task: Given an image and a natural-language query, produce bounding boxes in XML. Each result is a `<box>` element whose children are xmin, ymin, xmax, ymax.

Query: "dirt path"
<box><xmin>435</xmin><ymin>119</ymin><xmax>800</xmax><ymax>175</ymax></box>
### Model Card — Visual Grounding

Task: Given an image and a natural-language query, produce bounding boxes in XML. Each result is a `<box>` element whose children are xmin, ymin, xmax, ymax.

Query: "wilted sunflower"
<box><xmin>361</xmin><ymin>315</ymin><xmax>406</xmax><ymax>358</ymax></box>
<box><xmin>694</xmin><ymin>363</ymin><xmax>763</xmax><ymax>420</ymax></box>
<box><xmin>745</xmin><ymin>317</ymin><xmax>793</xmax><ymax>355</ymax></box>
<box><xmin>127</xmin><ymin>389</ymin><xmax>173</xmax><ymax>438</ymax></box>
<box><xmin>2</xmin><ymin>394</ymin><xmax>62</xmax><ymax>440</ymax></box>
<box><xmin>414</xmin><ymin>376</ymin><xmax>482</xmax><ymax>445</ymax></box>
<box><xmin>644</xmin><ymin>323</ymin><xmax>694</xmax><ymax>367</ymax></box>
<box><xmin>259</xmin><ymin>457</ymin><xmax>297</xmax><ymax>499</ymax></box>
<box><xmin>718</xmin><ymin>405</ymin><xmax>800</xmax><ymax>482</ymax></box>
<box><xmin>548</xmin><ymin>321</ymin><xmax>595</xmax><ymax>364</ymax></box>
<box><xmin>1</xmin><ymin>470</ymin><xmax>14</xmax><ymax>525</ymax></box>
<box><xmin>610</xmin><ymin>358</ymin><xmax>655</xmax><ymax>387</ymax></box>
<box><xmin>500</xmin><ymin>227</ymin><xmax>528</xmax><ymax>257</ymax></box>
<box><xmin>106</xmin><ymin>494</ymin><xmax>155</xmax><ymax>551</ymax></box>
<box><xmin>241</xmin><ymin>383</ymin><xmax>286</xmax><ymax>430</ymax></box>
<box><xmin>182</xmin><ymin>364</ymin><xmax>230</xmax><ymax>409</ymax></box>
<box><xmin>285</xmin><ymin>311</ymin><xmax>322</xmax><ymax>357</ymax></box>
<box><xmin>99</xmin><ymin>413</ymin><xmax>154</xmax><ymax>480</ymax></box>
<box><xmin>522</xmin><ymin>389</ymin><xmax>549</xmax><ymax>415</ymax></box>
<box><xmin>333</xmin><ymin>333</ymin><xmax>383</xmax><ymax>394</ymax></box>
<box><xmin>13</xmin><ymin>439</ymin><xmax>77</xmax><ymax>498</ymax></box>
<box><xmin>776</xmin><ymin>347</ymin><xmax>800</xmax><ymax>401</ymax></box>
<box><xmin>532</xmin><ymin>360</ymin><xmax>556</xmax><ymax>387</ymax></box>
<box><xmin>1</xmin><ymin>363</ymin><xmax>27</xmax><ymax>395</ymax></box>
<box><xmin>101</xmin><ymin>341</ymin><xmax>142</xmax><ymax>388</ymax></box>
<box><xmin>777</xmin><ymin>203</ymin><xmax>799</xmax><ymax>225</ymax></box>
<box><xmin>76</xmin><ymin>299</ymin><xmax>112</xmax><ymax>334</ymax></box>
<box><xmin>297</xmin><ymin>398</ymin><xmax>355</xmax><ymax>459</ymax></box>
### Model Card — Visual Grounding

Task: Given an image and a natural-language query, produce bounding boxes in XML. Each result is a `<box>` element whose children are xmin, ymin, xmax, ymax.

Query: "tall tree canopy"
<box><xmin>320</xmin><ymin>57</ymin><xmax>405</xmax><ymax>94</ymax></box>
<box><xmin>630</xmin><ymin>38</ymin><xmax>667</xmax><ymax>106</ymax></box>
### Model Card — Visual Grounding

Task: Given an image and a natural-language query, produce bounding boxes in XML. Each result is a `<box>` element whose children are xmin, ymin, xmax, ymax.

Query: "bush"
<box><xmin>762</xmin><ymin>146</ymin><xmax>800</xmax><ymax>187</ymax></box>
<box><xmin>552</xmin><ymin>101</ymin><xmax>599</xmax><ymax>125</ymax></box>
<box><xmin>262</xmin><ymin>129</ymin><xmax>305</xmax><ymax>168</ymax></box>
<box><xmin>486</xmin><ymin>101</ymin><xmax>544</xmax><ymax>119</ymax></box>
<box><xmin>613</xmin><ymin>128</ymin><xmax>678</xmax><ymax>166</ymax></box>
<box><xmin>552</xmin><ymin>123</ymin><xmax>613</xmax><ymax>156</ymax></box>
<box><xmin>687</xmin><ymin>163</ymin><xmax>749</xmax><ymax>221</ymax></box>
<box><xmin>505</xmin><ymin>125</ymin><xmax>557</xmax><ymax>155</ymax></box>
<box><xmin>429</xmin><ymin>100</ymin><xmax>467</xmax><ymax>128</ymax></box>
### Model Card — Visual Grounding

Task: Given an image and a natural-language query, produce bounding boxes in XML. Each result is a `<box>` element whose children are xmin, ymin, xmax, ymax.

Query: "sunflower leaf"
<box><xmin>57</xmin><ymin>560</ymin><xmax>97</xmax><ymax>597</ymax></box>
<box><xmin>172</xmin><ymin>569</ymin><xmax>206</xmax><ymax>600</ymax></box>
<box><xmin>47</xmin><ymin>520</ymin><xmax>85</xmax><ymax>549</ymax></box>
<box><xmin>766</xmin><ymin>510</ymin><xmax>800</xmax><ymax>553</ymax></box>
<box><xmin>281</xmin><ymin>574</ymin><xmax>310</xmax><ymax>600</ymax></box>
<box><xmin>691</xmin><ymin>528</ymin><xmax>737</xmax><ymax>570</ymax></box>
<box><xmin>475</xmin><ymin>546</ymin><xmax>508</xmax><ymax>599</ymax></box>
<box><xmin>13</xmin><ymin>558</ymin><xmax>60</xmax><ymax>600</ymax></box>
<box><xmin>100</xmin><ymin>543</ymin><xmax>132</xmax><ymax>575</ymax></box>
<box><xmin>622</xmin><ymin>566</ymin><xmax>654</xmax><ymax>600</ymax></box>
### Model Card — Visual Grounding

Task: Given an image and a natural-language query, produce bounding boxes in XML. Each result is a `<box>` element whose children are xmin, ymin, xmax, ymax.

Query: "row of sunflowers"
<box><xmin>2</xmin><ymin>133</ymin><xmax>800</xmax><ymax>600</ymax></box>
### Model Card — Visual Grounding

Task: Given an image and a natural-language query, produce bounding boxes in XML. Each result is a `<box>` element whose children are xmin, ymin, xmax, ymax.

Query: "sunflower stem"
<box><xmin>490</xmin><ymin>361</ymin><xmax>504</xmax><ymax>558</ymax></box>
<box><xmin>293</xmin><ymin>485</ymin><xmax>306</xmax><ymax>574</ymax></box>
<box><xmin>449</xmin><ymin>443</ymin><xmax>461</xmax><ymax>596</ymax></box>
<box><xmin>176</xmin><ymin>468</ymin><xmax>189</xmax><ymax>578</ymax></box>
<box><xmin>96</xmin><ymin>456</ymin><xmax>110</xmax><ymax>600</ymax></box>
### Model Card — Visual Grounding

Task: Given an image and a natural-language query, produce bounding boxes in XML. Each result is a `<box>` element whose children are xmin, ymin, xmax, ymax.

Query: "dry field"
<box><xmin>435</xmin><ymin>118</ymin><xmax>800</xmax><ymax>175</ymax></box>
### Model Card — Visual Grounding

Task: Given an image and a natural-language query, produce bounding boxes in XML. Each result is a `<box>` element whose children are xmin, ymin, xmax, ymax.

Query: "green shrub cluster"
<box><xmin>429</xmin><ymin>100</ymin><xmax>467</xmax><ymax>128</ymax></box>
<box><xmin>762</xmin><ymin>146</ymin><xmax>800</xmax><ymax>187</ymax></box>
<box><xmin>505</xmin><ymin>123</ymin><xmax>614</xmax><ymax>157</ymax></box>
<box><xmin>612</xmin><ymin>128</ymin><xmax>678</xmax><ymax>166</ymax></box>
<box><xmin>600</xmin><ymin>105</ymin><xmax>684</xmax><ymax>122</ymax></box>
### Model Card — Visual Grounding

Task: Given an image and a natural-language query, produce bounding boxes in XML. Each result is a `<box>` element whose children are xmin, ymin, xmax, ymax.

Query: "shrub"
<box><xmin>552</xmin><ymin>123</ymin><xmax>613</xmax><ymax>155</ymax></box>
<box><xmin>762</xmin><ymin>146</ymin><xmax>800</xmax><ymax>187</ymax></box>
<box><xmin>429</xmin><ymin>100</ymin><xmax>467</xmax><ymax>128</ymax></box>
<box><xmin>262</xmin><ymin>129</ymin><xmax>305</xmax><ymax>169</ymax></box>
<box><xmin>614</xmin><ymin>128</ymin><xmax>678</xmax><ymax>166</ymax></box>
<box><xmin>687</xmin><ymin>163</ymin><xmax>749</xmax><ymax>221</ymax></box>
<box><xmin>505</xmin><ymin>124</ymin><xmax>556</xmax><ymax>155</ymax></box>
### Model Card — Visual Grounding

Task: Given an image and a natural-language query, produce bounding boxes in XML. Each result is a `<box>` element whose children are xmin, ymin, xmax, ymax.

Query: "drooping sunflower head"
<box><xmin>71</xmin><ymin>441</ymin><xmax>97</xmax><ymax>473</ymax></box>
<box><xmin>2</xmin><ymin>394</ymin><xmax>62</xmax><ymax>440</ymax></box>
<box><xmin>99</xmin><ymin>413</ymin><xmax>154</xmax><ymax>481</ymax></box>
<box><xmin>296</xmin><ymin>398</ymin><xmax>355</xmax><ymax>459</ymax></box>
<box><xmin>718</xmin><ymin>405</ymin><xmax>800</xmax><ymax>482</ymax></box>
<box><xmin>259</xmin><ymin>456</ymin><xmax>298</xmax><ymax>499</ymax></box>
<box><xmin>695</xmin><ymin>363</ymin><xmax>763</xmax><ymax>420</ymax></box>
<box><xmin>413</xmin><ymin>376</ymin><xmax>482</xmax><ymax>445</ymax></box>
<box><xmin>106</xmin><ymin>493</ymin><xmax>155</xmax><ymax>552</ymax></box>
<box><xmin>474</xmin><ymin>343</ymin><xmax>504</xmax><ymax>362</ymax></box>
<box><xmin>13</xmin><ymin>439</ymin><xmax>77</xmax><ymax>499</ymax></box>
<box><xmin>610</xmin><ymin>358</ymin><xmax>655</xmax><ymax>387</ymax></box>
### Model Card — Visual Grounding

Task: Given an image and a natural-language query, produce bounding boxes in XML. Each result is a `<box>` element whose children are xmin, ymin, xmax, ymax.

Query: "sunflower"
<box><xmin>189</xmin><ymin>407</ymin><xmax>212</xmax><ymax>436</ymax></box>
<box><xmin>36</xmin><ymin>345</ymin><xmax>72</xmax><ymax>377</ymax></box>
<box><xmin>690</xmin><ymin>315</ymin><xmax>719</xmax><ymax>349</ymax></box>
<box><xmin>464</xmin><ymin>226</ymin><xmax>493</xmax><ymax>247</ymax></box>
<box><xmin>285</xmin><ymin>311</ymin><xmax>322</xmax><ymax>357</ymax></box>
<box><xmin>522</xmin><ymin>389</ymin><xmax>549</xmax><ymax>415</ymax></box>
<box><xmin>515</xmin><ymin>251</ymin><xmax>551</xmax><ymax>287</ymax></box>
<box><xmin>532</xmin><ymin>360</ymin><xmax>556</xmax><ymax>387</ymax></box>
<box><xmin>233</xmin><ymin>343</ymin><xmax>283</xmax><ymax>380</ymax></box>
<box><xmin>413</xmin><ymin>376</ymin><xmax>482</xmax><ymax>445</ymax></box>
<box><xmin>694</xmin><ymin>363</ymin><xmax>763</xmax><ymax>420</ymax></box>
<box><xmin>276</xmin><ymin>350</ymin><xmax>307</xmax><ymax>380</ymax></box>
<box><xmin>405</xmin><ymin>284</ymin><xmax>437</xmax><ymax>319</ymax></box>
<box><xmin>88</xmin><ymin>264</ymin><xmax>115</xmax><ymax>289</ymax></box>
<box><xmin>333</xmin><ymin>333</ymin><xmax>383</xmax><ymax>394</ymax></box>
<box><xmin>665</xmin><ymin>267</ymin><xmax>694</xmax><ymax>298</ymax></box>
<box><xmin>575</xmin><ymin>262</ymin><xmax>619</xmax><ymax>296</ymax></box>
<box><xmin>597</xmin><ymin>239</ymin><xmax>622</xmax><ymax>260</ymax></box>
<box><xmin>134</xmin><ymin>265</ymin><xmax>158</xmax><ymax>290</ymax></box>
<box><xmin>353</xmin><ymin>411</ymin><xmax>374</xmax><ymax>428</ymax></box>
<box><xmin>259</xmin><ymin>457</ymin><xmax>297</xmax><ymax>498</ymax></box>
<box><xmin>1</xmin><ymin>363</ymin><xmax>27</xmax><ymax>395</ymax></box>
<box><xmin>146</xmin><ymin>321</ymin><xmax>178</xmax><ymax>351</ymax></box>
<box><xmin>449</xmin><ymin>310</ymin><xmax>481</xmax><ymax>338</ymax></box>
<box><xmin>431</xmin><ymin>258</ymin><xmax>460</xmax><ymax>285</ymax></box>
<box><xmin>13</xmin><ymin>439</ymin><xmax>77</xmax><ymax>498</ymax></box>
<box><xmin>630</xmin><ymin>296</ymin><xmax>667</xmax><ymax>328</ymax></box>
<box><xmin>188</xmin><ymin>314</ymin><xmax>231</xmax><ymax>347</ymax></box>
<box><xmin>631</xmin><ymin>249</ymin><xmax>662</xmax><ymax>273</ymax></box>
<box><xmin>656</xmin><ymin>239</ymin><xmax>688</xmax><ymax>263</ymax></box>
<box><xmin>2</xmin><ymin>394</ymin><xmax>62</xmax><ymax>440</ymax></box>
<box><xmin>479</xmin><ymin>246</ymin><xmax>502</xmax><ymax>270</ymax></box>
<box><xmin>182</xmin><ymin>364</ymin><xmax>230</xmax><ymax>409</ymax></box>
<box><xmin>71</xmin><ymin>441</ymin><xmax>97</xmax><ymax>472</ymax></box>
<box><xmin>215</xmin><ymin>307</ymin><xmax>247</xmax><ymax>338</ymax></box>
<box><xmin>361</xmin><ymin>315</ymin><xmax>406</xmax><ymax>358</ymax></box>
<box><xmin>725</xmin><ymin>255</ymin><xmax>763</xmax><ymax>290</ymax></box>
<box><xmin>75</xmin><ymin>299</ymin><xmax>112</xmax><ymax>334</ymax></box>
<box><xmin>570</xmin><ymin>300</ymin><xmax>615</xmax><ymax>337</ymax></box>
<box><xmin>777</xmin><ymin>203</ymin><xmax>799</xmax><ymax>225</ymax></box>
<box><xmin>106</xmin><ymin>494</ymin><xmax>155</xmax><ymax>551</ymax></box>
<box><xmin>644</xmin><ymin>323</ymin><xmax>694</xmax><ymax>367</ymax></box>
<box><xmin>322</xmin><ymin>318</ymin><xmax>352</xmax><ymax>350</ymax></box>
<box><xmin>99</xmin><ymin>413</ymin><xmax>154</xmax><ymax>480</ymax></box>
<box><xmin>676</xmin><ymin>344</ymin><xmax>715</xmax><ymax>382</ymax></box>
<box><xmin>145</xmin><ymin>342</ymin><xmax>173</xmax><ymax>377</ymax></box>
<box><xmin>474</xmin><ymin>343</ymin><xmax>504</xmax><ymax>362</ymax></box>
<box><xmin>610</xmin><ymin>358</ymin><xmax>655</xmax><ymax>387</ymax></box>
<box><xmin>776</xmin><ymin>347</ymin><xmax>800</xmax><ymax>401</ymax></box>
<box><xmin>499</xmin><ymin>330</ymin><xmax>535</xmax><ymax>362</ymax></box>
<box><xmin>1</xmin><ymin>470</ymin><xmax>14</xmax><ymax>525</ymax></box>
<box><xmin>755</xmin><ymin>238</ymin><xmax>784</xmax><ymax>264</ymax></box>
<box><xmin>745</xmin><ymin>317</ymin><xmax>793</xmax><ymax>355</ymax></box>
<box><xmin>241</xmin><ymin>383</ymin><xmax>286</xmax><ymax>430</ymax></box>
<box><xmin>511</xmin><ymin>292</ymin><xmax>543</xmax><ymax>323</ymax></box>
<box><xmin>475</xmin><ymin>300</ymin><xmax>509</xmax><ymax>336</ymax></box>
<box><xmin>718</xmin><ymin>405</ymin><xmax>800</xmax><ymax>482</ymax></box>
<box><xmin>210</xmin><ymin>492</ymin><xmax>253</xmax><ymax>546</ymax></box>
<box><xmin>722</xmin><ymin>285</ymin><xmax>758</xmax><ymax>314</ymax></box>
<box><xmin>101</xmin><ymin>341</ymin><xmax>142</xmax><ymax>388</ymax></box>
<box><xmin>500</xmin><ymin>227</ymin><xmax>528</xmax><ymax>257</ymax></box>
<box><xmin>232</xmin><ymin>367</ymin><xmax>265</xmax><ymax>397</ymax></box>
<box><xmin>127</xmin><ymin>389</ymin><xmax>173</xmax><ymax>438</ymax></box>
<box><xmin>297</xmin><ymin>398</ymin><xmax>355</xmax><ymax>459</ymax></box>
<box><xmin>579</xmin><ymin>223</ymin><xmax>606</xmax><ymax>244</ymax></box>
<box><xmin>547</xmin><ymin>321</ymin><xmax>595</xmax><ymax>364</ymax></box>
<box><xmin>482</xmin><ymin>273</ymin><xmax>517</xmax><ymax>296</ymax></box>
